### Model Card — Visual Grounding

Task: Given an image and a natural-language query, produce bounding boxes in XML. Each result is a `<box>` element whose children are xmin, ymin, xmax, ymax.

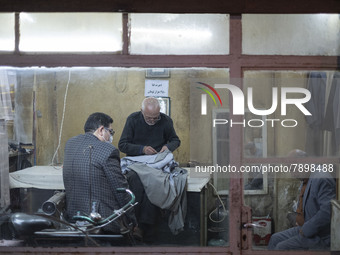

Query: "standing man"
<box><xmin>119</xmin><ymin>97</ymin><xmax>180</xmax><ymax>156</ymax></box>
<box><xmin>268</xmin><ymin>149</ymin><xmax>336</xmax><ymax>250</ymax></box>
<box><xmin>63</xmin><ymin>112</ymin><xmax>137</xmax><ymax>235</ymax></box>
<box><xmin>118</xmin><ymin>97</ymin><xmax>181</xmax><ymax>242</ymax></box>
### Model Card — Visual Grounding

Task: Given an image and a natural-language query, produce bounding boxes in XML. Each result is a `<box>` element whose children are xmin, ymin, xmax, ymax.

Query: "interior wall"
<box><xmin>189</xmin><ymin>70</ymin><xmax>230</xmax><ymax>165</ymax></box>
<box><xmin>38</xmin><ymin>67</ymin><xmax>191</xmax><ymax>165</ymax></box>
<box><xmin>11</xmin><ymin>67</ymin><xmax>229</xmax><ymax>166</ymax></box>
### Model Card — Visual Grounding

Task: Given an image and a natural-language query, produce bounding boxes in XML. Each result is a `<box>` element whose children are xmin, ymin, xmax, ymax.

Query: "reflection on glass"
<box><xmin>0</xmin><ymin>13</ymin><xmax>15</xmax><ymax>51</ymax></box>
<box><xmin>244</xmin><ymin>71</ymin><xmax>340</xmax><ymax>157</ymax></box>
<box><xmin>19</xmin><ymin>13</ymin><xmax>122</xmax><ymax>52</ymax></box>
<box><xmin>305</xmin><ymin>72</ymin><xmax>340</xmax><ymax>157</ymax></box>
<box><xmin>244</xmin><ymin>112</ymin><xmax>266</xmax><ymax>159</ymax></box>
<box><xmin>130</xmin><ymin>14</ymin><xmax>229</xmax><ymax>55</ymax></box>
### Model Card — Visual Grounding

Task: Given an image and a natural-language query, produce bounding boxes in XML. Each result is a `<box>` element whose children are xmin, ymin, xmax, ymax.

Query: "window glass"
<box><xmin>242</xmin><ymin>71</ymin><xmax>339</xmax><ymax>251</ymax></box>
<box><xmin>0</xmin><ymin>67</ymin><xmax>229</xmax><ymax>248</ymax></box>
<box><xmin>0</xmin><ymin>13</ymin><xmax>15</xmax><ymax>51</ymax></box>
<box><xmin>243</xmin><ymin>14</ymin><xmax>340</xmax><ymax>55</ymax></box>
<box><xmin>130</xmin><ymin>14</ymin><xmax>229</xmax><ymax>55</ymax></box>
<box><xmin>19</xmin><ymin>13</ymin><xmax>122</xmax><ymax>52</ymax></box>
<box><xmin>243</xmin><ymin>70</ymin><xmax>340</xmax><ymax>157</ymax></box>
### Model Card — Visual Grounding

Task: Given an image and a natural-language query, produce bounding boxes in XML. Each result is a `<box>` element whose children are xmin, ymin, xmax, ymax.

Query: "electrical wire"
<box><xmin>51</xmin><ymin>70</ymin><xmax>71</xmax><ymax>166</ymax></box>
<box><xmin>208</xmin><ymin>182</ymin><xmax>228</xmax><ymax>223</ymax></box>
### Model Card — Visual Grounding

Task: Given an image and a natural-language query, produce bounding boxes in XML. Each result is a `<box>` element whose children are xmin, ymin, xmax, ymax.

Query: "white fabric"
<box><xmin>9</xmin><ymin>166</ymin><xmax>64</xmax><ymax>190</ymax></box>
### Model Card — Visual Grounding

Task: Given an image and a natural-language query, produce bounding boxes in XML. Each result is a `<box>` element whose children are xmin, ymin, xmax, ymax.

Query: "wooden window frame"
<box><xmin>0</xmin><ymin>12</ymin><xmax>338</xmax><ymax>255</ymax></box>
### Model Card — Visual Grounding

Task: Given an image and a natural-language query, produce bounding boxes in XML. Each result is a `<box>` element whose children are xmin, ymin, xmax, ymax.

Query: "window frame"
<box><xmin>0</xmin><ymin>12</ymin><xmax>338</xmax><ymax>255</ymax></box>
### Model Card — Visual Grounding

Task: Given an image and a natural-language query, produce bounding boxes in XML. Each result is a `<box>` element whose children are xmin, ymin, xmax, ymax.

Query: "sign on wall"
<box><xmin>145</xmin><ymin>79</ymin><xmax>169</xmax><ymax>97</ymax></box>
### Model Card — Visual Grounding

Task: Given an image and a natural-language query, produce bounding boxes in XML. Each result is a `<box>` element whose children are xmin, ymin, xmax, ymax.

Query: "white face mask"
<box><xmin>108</xmin><ymin>135</ymin><xmax>113</xmax><ymax>143</ymax></box>
<box><xmin>102</xmin><ymin>128</ymin><xmax>113</xmax><ymax>143</ymax></box>
<box><xmin>102</xmin><ymin>133</ymin><xmax>113</xmax><ymax>143</ymax></box>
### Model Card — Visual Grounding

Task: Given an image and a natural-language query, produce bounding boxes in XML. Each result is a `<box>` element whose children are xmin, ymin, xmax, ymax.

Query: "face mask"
<box><xmin>102</xmin><ymin>127</ymin><xmax>114</xmax><ymax>143</ymax></box>
<box><xmin>102</xmin><ymin>133</ymin><xmax>113</xmax><ymax>144</ymax></box>
<box><xmin>102</xmin><ymin>135</ymin><xmax>113</xmax><ymax>143</ymax></box>
<box><xmin>108</xmin><ymin>135</ymin><xmax>113</xmax><ymax>143</ymax></box>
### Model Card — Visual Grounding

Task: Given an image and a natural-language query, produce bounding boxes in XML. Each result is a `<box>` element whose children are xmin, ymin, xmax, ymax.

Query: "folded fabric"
<box><xmin>120</xmin><ymin>149</ymin><xmax>176</xmax><ymax>174</ymax></box>
<box><xmin>120</xmin><ymin>150</ymin><xmax>188</xmax><ymax>235</ymax></box>
<box><xmin>128</xmin><ymin>163</ymin><xmax>188</xmax><ymax>235</ymax></box>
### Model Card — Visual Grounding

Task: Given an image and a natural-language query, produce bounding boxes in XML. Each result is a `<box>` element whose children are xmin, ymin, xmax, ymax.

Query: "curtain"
<box><xmin>0</xmin><ymin>70</ymin><xmax>14</xmax><ymax>121</ymax></box>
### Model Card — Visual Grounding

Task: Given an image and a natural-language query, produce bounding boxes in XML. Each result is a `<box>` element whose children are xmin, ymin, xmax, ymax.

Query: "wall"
<box><xmin>11</xmin><ymin>67</ymin><xmax>229</xmax><ymax>166</ymax></box>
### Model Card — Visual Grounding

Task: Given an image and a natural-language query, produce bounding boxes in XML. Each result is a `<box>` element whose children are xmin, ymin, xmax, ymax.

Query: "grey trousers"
<box><xmin>268</xmin><ymin>226</ymin><xmax>329</xmax><ymax>250</ymax></box>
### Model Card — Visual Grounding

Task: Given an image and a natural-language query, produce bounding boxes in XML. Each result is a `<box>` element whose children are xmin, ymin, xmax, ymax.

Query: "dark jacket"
<box><xmin>118</xmin><ymin>111</ymin><xmax>181</xmax><ymax>156</ymax></box>
<box><xmin>63</xmin><ymin>132</ymin><xmax>136</xmax><ymax>233</ymax></box>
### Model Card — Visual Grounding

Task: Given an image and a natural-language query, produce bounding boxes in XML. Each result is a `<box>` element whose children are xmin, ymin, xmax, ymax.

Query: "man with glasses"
<box><xmin>63</xmin><ymin>112</ymin><xmax>138</xmax><ymax>236</ymax></box>
<box><xmin>118</xmin><ymin>97</ymin><xmax>181</xmax><ymax>243</ymax></box>
<box><xmin>119</xmin><ymin>97</ymin><xmax>180</xmax><ymax>156</ymax></box>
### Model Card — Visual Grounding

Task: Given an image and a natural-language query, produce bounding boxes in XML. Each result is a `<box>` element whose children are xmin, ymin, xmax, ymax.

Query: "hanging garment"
<box><xmin>305</xmin><ymin>72</ymin><xmax>327</xmax><ymax>156</ymax></box>
<box><xmin>121</xmin><ymin>150</ymin><xmax>188</xmax><ymax>235</ymax></box>
<box><xmin>323</xmin><ymin>72</ymin><xmax>340</xmax><ymax>155</ymax></box>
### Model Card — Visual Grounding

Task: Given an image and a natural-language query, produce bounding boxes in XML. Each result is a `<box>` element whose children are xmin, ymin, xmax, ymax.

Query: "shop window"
<box><xmin>130</xmin><ymin>14</ymin><xmax>229</xmax><ymax>55</ymax></box>
<box><xmin>19</xmin><ymin>13</ymin><xmax>122</xmax><ymax>52</ymax></box>
<box><xmin>242</xmin><ymin>14</ymin><xmax>340</xmax><ymax>55</ymax></box>
<box><xmin>243</xmin><ymin>70</ymin><xmax>339</xmax><ymax>249</ymax></box>
<box><xmin>0</xmin><ymin>13</ymin><xmax>15</xmax><ymax>52</ymax></box>
<box><xmin>212</xmin><ymin>109</ymin><xmax>269</xmax><ymax>195</ymax></box>
<box><xmin>0</xmin><ymin>67</ymin><xmax>230</xmax><ymax>248</ymax></box>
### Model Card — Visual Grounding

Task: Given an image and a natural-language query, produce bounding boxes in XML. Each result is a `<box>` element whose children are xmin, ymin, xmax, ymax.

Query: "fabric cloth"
<box><xmin>129</xmin><ymin>164</ymin><xmax>187</xmax><ymax>235</ymax></box>
<box><xmin>121</xmin><ymin>150</ymin><xmax>188</xmax><ymax>235</ymax></box>
<box><xmin>63</xmin><ymin>132</ymin><xmax>136</xmax><ymax>233</ymax></box>
<box><xmin>9</xmin><ymin>166</ymin><xmax>64</xmax><ymax>190</ymax></box>
<box><xmin>125</xmin><ymin>170</ymin><xmax>158</xmax><ymax>225</ymax></box>
<box><xmin>268</xmin><ymin>171</ymin><xmax>336</xmax><ymax>250</ymax></box>
<box><xmin>323</xmin><ymin>72</ymin><xmax>340</xmax><ymax>155</ymax></box>
<box><xmin>118</xmin><ymin>111</ymin><xmax>180</xmax><ymax>156</ymax></box>
<box><xmin>121</xmin><ymin>149</ymin><xmax>176</xmax><ymax>174</ymax></box>
<box><xmin>305</xmin><ymin>72</ymin><xmax>327</xmax><ymax>129</ymax></box>
<box><xmin>305</xmin><ymin>72</ymin><xmax>327</xmax><ymax>156</ymax></box>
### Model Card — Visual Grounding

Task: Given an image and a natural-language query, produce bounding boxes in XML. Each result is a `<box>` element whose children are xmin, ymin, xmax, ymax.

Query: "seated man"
<box><xmin>118</xmin><ymin>97</ymin><xmax>181</xmax><ymax>242</ymax></box>
<box><xmin>63</xmin><ymin>112</ymin><xmax>137</xmax><ymax>235</ymax></box>
<box><xmin>268</xmin><ymin>149</ymin><xmax>336</xmax><ymax>250</ymax></box>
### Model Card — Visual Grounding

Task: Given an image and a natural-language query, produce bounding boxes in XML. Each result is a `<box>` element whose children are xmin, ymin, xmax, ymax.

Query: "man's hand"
<box><xmin>160</xmin><ymin>145</ymin><xmax>168</xmax><ymax>153</ymax></box>
<box><xmin>143</xmin><ymin>146</ymin><xmax>157</xmax><ymax>155</ymax></box>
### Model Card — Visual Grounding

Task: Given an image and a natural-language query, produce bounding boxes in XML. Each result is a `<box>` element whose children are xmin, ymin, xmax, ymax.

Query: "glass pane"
<box><xmin>0</xmin><ymin>67</ymin><xmax>229</xmax><ymax>248</ymax></box>
<box><xmin>19</xmin><ymin>13</ymin><xmax>122</xmax><ymax>52</ymax></box>
<box><xmin>243</xmin><ymin>70</ymin><xmax>340</xmax><ymax>157</ymax></box>
<box><xmin>242</xmin><ymin>71</ymin><xmax>339</xmax><ymax>250</ymax></box>
<box><xmin>130</xmin><ymin>14</ymin><xmax>229</xmax><ymax>55</ymax></box>
<box><xmin>244</xmin><ymin>161</ymin><xmax>337</xmax><ymax>250</ymax></box>
<box><xmin>190</xmin><ymin>74</ymin><xmax>230</xmax><ymax>246</ymax></box>
<box><xmin>243</xmin><ymin>14</ymin><xmax>340</xmax><ymax>55</ymax></box>
<box><xmin>0</xmin><ymin>13</ymin><xmax>15</xmax><ymax>51</ymax></box>
<box><xmin>0</xmin><ymin>119</ymin><xmax>10</xmax><ymax>209</ymax></box>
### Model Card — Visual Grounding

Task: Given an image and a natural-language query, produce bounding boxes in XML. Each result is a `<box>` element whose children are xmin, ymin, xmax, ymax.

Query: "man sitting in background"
<box><xmin>268</xmin><ymin>149</ymin><xmax>336</xmax><ymax>250</ymax></box>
